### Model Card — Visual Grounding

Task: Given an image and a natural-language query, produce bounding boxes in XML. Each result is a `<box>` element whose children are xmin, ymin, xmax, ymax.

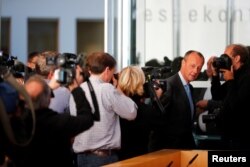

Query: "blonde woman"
<box><xmin>117</xmin><ymin>65</ymin><xmax>163</xmax><ymax>160</ymax></box>
<box><xmin>118</xmin><ymin>66</ymin><xmax>145</xmax><ymax>97</ymax></box>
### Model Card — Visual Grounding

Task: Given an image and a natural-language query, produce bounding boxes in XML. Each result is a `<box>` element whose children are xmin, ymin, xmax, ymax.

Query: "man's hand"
<box><xmin>48</xmin><ymin>72</ymin><xmax>60</xmax><ymax>90</ymax></box>
<box><xmin>220</xmin><ymin>65</ymin><xmax>234</xmax><ymax>81</ymax></box>
<box><xmin>196</xmin><ymin>100</ymin><xmax>208</xmax><ymax>110</ymax></box>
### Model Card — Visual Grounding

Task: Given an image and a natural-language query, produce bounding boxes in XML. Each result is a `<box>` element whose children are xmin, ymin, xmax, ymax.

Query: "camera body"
<box><xmin>142</xmin><ymin>66</ymin><xmax>170</xmax><ymax>97</ymax></box>
<box><xmin>212</xmin><ymin>54</ymin><xmax>232</xmax><ymax>70</ymax></box>
<box><xmin>202</xmin><ymin>107</ymin><xmax>221</xmax><ymax>123</ymax></box>
<box><xmin>200</xmin><ymin>107</ymin><xmax>223</xmax><ymax>135</ymax></box>
<box><xmin>0</xmin><ymin>51</ymin><xmax>30</xmax><ymax>78</ymax></box>
<box><xmin>46</xmin><ymin>53</ymin><xmax>81</xmax><ymax>85</ymax></box>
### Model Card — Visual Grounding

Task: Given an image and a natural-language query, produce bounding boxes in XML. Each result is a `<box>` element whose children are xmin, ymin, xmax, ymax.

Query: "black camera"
<box><xmin>0</xmin><ymin>51</ymin><xmax>31</xmax><ymax>78</ymax></box>
<box><xmin>46</xmin><ymin>53</ymin><xmax>81</xmax><ymax>85</ymax></box>
<box><xmin>202</xmin><ymin>107</ymin><xmax>221</xmax><ymax>124</ymax></box>
<box><xmin>141</xmin><ymin>66</ymin><xmax>170</xmax><ymax>113</ymax></box>
<box><xmin>212</xmin><ymin>54</ymin><xmax>232</xmax><ymax>70</ymax></box>
<box><xmin>142</xmin><ymin>66</ymin><xmax>170</xmax><ymax>89</ymax></box>
<box><xmin>142</xmin><ymin>66</ymin><xmax>170</xmax><ymax>97</ymax></box>
<box><xmin>201</xmin><ymin>107</ymin><xmax>222</xmax><ymax>135</ymax></box>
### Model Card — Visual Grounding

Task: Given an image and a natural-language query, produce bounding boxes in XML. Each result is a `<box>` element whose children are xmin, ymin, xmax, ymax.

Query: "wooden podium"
<box><xmin>103</xmin><ymin>149</ymin><xmax>208</xmax><ymax>167</ymax></box>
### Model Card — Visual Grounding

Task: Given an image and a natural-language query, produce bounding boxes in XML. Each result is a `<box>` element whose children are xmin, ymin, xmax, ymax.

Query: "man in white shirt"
<box><xmin>69</xmin><ymin>52</ymin><xmax>137</xmax><ymax>167</ymax></box>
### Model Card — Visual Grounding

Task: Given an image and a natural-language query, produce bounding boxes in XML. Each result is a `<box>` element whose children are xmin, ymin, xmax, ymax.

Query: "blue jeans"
<box><xmin>77</xmin><ymin>152</ymin><xmax>118</xmax><ymax>167</ymax></box>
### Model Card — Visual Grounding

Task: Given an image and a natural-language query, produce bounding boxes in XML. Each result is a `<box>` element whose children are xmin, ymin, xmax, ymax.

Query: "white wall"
<box><xmin>1</xmin><ymin>0</ymin><xmax>104</xmax><ymax>62</ymax></box>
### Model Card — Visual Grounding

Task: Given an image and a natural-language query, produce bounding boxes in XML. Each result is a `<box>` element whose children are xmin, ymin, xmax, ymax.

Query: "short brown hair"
<box><xmin>226</xmin><ymin>44</ymin><xmax>249</xmax><ymax>64</ymax></box>
<box><xmin>36</xmin><ymin>51</ymin><xmax>59</xmax><ymax>77</ymax></box>
<box><xmin>86</xmin><ymin>52</ymin><xmax>116</xmax><ymax>74</ymax></box>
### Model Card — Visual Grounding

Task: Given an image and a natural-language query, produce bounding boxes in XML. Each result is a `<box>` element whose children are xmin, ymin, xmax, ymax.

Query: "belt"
<box><xmin>81</xmin><ymin>149</ymin><xmax>117</xmax><ymax>157</ymax></box>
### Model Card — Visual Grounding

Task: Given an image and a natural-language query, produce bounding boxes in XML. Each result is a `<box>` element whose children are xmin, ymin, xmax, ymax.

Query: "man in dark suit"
<box><xmin>149</xmin><ymin>50</ymin><xmax>204</xmax><ymax>151</ymax></box>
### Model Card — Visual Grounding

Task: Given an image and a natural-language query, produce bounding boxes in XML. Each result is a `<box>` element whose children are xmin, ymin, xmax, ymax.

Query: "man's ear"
<box><xmin>181</xmin><ymin>58</ymin><xmax>185</xmax><ymax>67</ymax></box>
<box><xmin>104</xmin><ymin>66</ymin><xmax>111</xmax><ymax>75</ymax></box>
<box><xmin>235</xmin><ymin>55</ymin><xmax>241</xmax><ymax>63</ymax></box>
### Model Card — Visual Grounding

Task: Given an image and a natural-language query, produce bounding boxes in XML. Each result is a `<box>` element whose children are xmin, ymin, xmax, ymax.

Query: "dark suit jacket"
<box><xmin>149</xmin><ymin>73</ymin><xmax>196</xmax><ymax>151</ymax></box>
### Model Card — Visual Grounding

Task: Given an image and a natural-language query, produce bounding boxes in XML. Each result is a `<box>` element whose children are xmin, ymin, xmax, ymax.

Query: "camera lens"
<box><xmin>212</xmin><ymin>54</ymin><xmax>232</xmax><ymax>70</ymax></box>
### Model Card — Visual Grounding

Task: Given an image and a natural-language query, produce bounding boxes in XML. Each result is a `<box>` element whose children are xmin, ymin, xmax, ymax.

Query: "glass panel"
<box><xmin>136</xmin><ymin>0</ymin><xmax>173</xmax><ymax>67</ymax></box>
<box><xmin>1</xmin><ymin>17</ymin><xmax>10</xmax><ymax>53</ymax></box>
<box><xmin>233</xmin><ymin>0</ymin><xmax>250</xmax><ymax>45</ymax></box>
<box><xmin>107</xmin><ymin>0</ymin><xmax>249</xmax><ymax>72</ymax></box>
<box><xmin>180</xmin><ymin>0</ymin><xmax>227</xmax><ymax>60</ymax></box>
<box><xmin>136</xmin><ymin>0</ymin><xmax>230</xmax><ymax>67</ymax></box>
<box><xmin>28</xmin><ymin>19</ymin><xmax>58</xmax><ymax>53</ymax></box>
<box><xmin>77</xmin><ymin>20</ymin><xmax>104</xmax><ymax>55</ymax></box>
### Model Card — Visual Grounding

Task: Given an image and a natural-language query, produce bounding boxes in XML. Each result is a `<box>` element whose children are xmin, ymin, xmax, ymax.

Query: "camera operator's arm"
<box><xmin>111</xmin><ymin>74</ymin><xmax>118</xmax><ymax>88</ymax></box>
<box><xmin>48</xmin><ymin>72</ymin><xmax>60</xmax><ymax>90</ymax></box>
<box><xmin>207</xmin><ymin>56</ymin><xmax>217</xmax><ymax>77</ymax></box>
<box><xmin>196</xmin><ymin>100</ymin><xmax>208</xmax><ymax>110</ymax></box>
<box><xmin>209</xmin><ymin>57</ymin><xmax>224</xmax><ymax>100</ymax></box>
<box><xmin>196</xmin><ymin>99</ymin><xmax>223</xmax><ymax>114</ymax></box>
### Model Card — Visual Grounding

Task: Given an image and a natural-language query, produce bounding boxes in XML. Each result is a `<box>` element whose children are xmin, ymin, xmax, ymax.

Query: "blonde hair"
<box><xmin>118</xmin><ymin>66</ymin><xmax>145</xmax><ymax>96</ymax></box>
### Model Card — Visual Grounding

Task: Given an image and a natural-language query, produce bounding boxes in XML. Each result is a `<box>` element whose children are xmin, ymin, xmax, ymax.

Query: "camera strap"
<box><xmin>148</xmin><ymin>80</ymin><xmax>165</xmax><ymax>113</ymax></box>
<box><xmin>87</xmin><ymin>80</ymin><xmax>100</xmax><ymax>121</ymax></box>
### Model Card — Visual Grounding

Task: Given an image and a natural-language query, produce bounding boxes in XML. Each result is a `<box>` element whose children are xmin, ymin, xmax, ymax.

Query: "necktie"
<box><xmin>184</xmin><ymin>84</ymin><xmax>194</xmax><ymax>117</ymax></box>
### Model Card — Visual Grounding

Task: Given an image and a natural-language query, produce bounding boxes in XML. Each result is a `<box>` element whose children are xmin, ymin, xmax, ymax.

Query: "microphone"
<box><xmin>187</xmin><ymin>153</ymin><xmax>199</xmax><ymax>167</ymax></box>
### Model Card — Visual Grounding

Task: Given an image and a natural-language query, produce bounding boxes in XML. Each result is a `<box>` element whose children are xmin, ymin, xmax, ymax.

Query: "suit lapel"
<box><xmin>174</xmin><ymin>74</ymin><xmax>195</xmax><ymax>119</ymax></box>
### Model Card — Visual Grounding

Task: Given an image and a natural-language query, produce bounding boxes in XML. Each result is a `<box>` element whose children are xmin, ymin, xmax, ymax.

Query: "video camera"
<box><xmin>201</xmin><ymin>107</ymin><xmax>222</xmax><ymax>135</ymax></box>
<box><xmin>142</xmin><ymin>66</ymin><xmax>170</xmax><ymax>95</ymax></box>
<box><xmin>202</xmin><ymin>107</ymin><xmax>221</xmax><ymax>124</ymax></box>
<box><xmin>46</xmin><ymin>53</ymin><xmax>81</xmax><ymax>85</ymax></box>
<box><xmin>212</xmin><ymin>54</ymin><xmax>232</xmax><ymax>70</ymax></box>
<box><xmin>141</xmin><ymin>66</ymin><xmax>170</xmax><ymax>113</ymax></box>
<box><xmin>0</xmin><ymin>51</ymin><xmax>31</xmax><ymax>78</ymax></box>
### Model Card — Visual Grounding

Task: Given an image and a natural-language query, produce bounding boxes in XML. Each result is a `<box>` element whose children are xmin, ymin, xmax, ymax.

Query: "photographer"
<box><xmin>196</xmin><ymin>55</ymin><xmax>231</xmax><ymax>139</ymax></box>
<box><xmin>197</xmin><ymin>44</ymin><xmax>250</xmax><ymax>150</ymax></box>
<box><xmin>117</xmin><ymin>66</ymin><xmax>164</xmax><ymax>160</ymax></box>
<box><xmin>196</xmin><ymin>54</ymin><xmax>231</xmax><ymax>116</ymax></box>
<box><xmin>36</xmin><ymin>51</ymin><xmax>72</xmax><ymax>114</ymax></box>
<box><xmin>69</xmin><ymin>52</ymin><xmax>137</xmax><ymax>167</ymax></box>
<box><xmin>216</xmin><ymin>44</ymin><xmax>250</xmax><ymax>150</ymax></box>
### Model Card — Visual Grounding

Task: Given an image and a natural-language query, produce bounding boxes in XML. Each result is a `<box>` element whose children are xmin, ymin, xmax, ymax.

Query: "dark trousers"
<box><xmin>76</xmin><ymin>152</ymin><xmax>118</xmax><ymax>167</ymax></box>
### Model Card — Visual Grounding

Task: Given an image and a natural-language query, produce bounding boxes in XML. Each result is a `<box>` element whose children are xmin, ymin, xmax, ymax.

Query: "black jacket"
<box><xmin>8</xmin><ymin>88</ymin><xmax>94</xmax><ymax>167</ymax></box>
<box><xmin>149</xmin><ymin>73</ymin><xmax>196</xmax><ymax>151</ymax></box>
<box><xmin>219</xmin><ymin>65</ymin><xmax>250</xmax><ymax>150</ymax></box>
<box><xmin>118</xmin><ymin>95</ymin><xmax>160</xmax><ymax>160</ymax></box>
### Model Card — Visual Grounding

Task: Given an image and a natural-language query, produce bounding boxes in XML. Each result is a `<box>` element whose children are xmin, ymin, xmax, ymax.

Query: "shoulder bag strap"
<box><xmin>87</xmin><ymin>80</ymin><xmax>100</xmax><ymax>121</ymax></box>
